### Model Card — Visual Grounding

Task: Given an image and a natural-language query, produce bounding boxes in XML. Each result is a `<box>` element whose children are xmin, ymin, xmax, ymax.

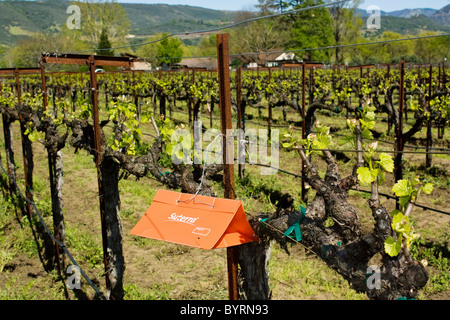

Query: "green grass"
<box><xmin>411</xmin><ymin>236</ymin><xmax>450</xmax><ymax>297</ymax></box>
<box><xmin>65</xmin><ymin>228</ymin><xmax>103</xmax><ymax>270</ymax></box>
<box><xmin>124</xmin><ymin>283</ymin><xmax>173</xmax><ymax>300</ymax></box>
<box><xmin>269</xmin><ymin>243</ymin><xmax>367</xmax><ymax>300</ymax></box>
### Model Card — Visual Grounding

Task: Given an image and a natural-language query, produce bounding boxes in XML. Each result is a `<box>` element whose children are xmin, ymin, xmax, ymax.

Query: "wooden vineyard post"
<box><xmin>217</xmin><ymin>33</ymin><xmax>239</xmax><ymax>301</ymax></box>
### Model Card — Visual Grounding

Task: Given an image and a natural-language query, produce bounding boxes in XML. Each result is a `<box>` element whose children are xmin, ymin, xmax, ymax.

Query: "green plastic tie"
<box><xmin>158</xmin><ymin>171</ymin><xmax>171</xmax><ymax>178</ymax></box>
<box><xmin>260</xmin><ymin>217</ymin><xmax>268</xmax><ymax>229</ymax></box>
<box><xmin>283</xmin><ymin>206</ymin><xmax>306</xmax><ymax>242</ymax></box>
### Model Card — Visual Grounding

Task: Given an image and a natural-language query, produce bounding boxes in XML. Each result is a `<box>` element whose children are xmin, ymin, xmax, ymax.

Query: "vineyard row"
<box><xmin>0</xmin><ymin>47</ymin><xmax>448</xmax><ymax>300</ymax></box>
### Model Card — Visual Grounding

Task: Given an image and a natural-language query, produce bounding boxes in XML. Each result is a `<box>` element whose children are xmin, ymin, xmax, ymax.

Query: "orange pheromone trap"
<box><xmin>130</xmin><ymin>189</ymin><xmax>257</xmax><ymax>250</ymax></box>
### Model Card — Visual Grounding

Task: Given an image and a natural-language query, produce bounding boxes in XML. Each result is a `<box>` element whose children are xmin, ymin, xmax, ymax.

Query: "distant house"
<box><xmin>266</xmin><ymin>52</ymin><xmax>300</xmax><ymax>68</ymax></box>
<box><xmin>132</xmin><ymin>61</ymin><xmax>152</xmax><ymax>71</ymax></box>
<box><xmin>121</xmin><ymin>53</ymin><xmax>152</xmax><ymax>71</ymax></box>
<box><xmin>239</xmin><ymin>50</ymin><xmax>302</xmax><ymax>69</ymax></box>
<box><xmin>175</xmin><ymin>57</ymin><xmax>219</xmax><ymax>70</ymax></box>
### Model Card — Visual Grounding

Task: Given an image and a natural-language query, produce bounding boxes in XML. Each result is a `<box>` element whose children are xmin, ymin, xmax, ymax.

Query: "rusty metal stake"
<box><xmin>268</xmin><ymin>68</ymin><xmax>272</xmax><ymax>139</ymax></box>
<box><xmin>15</xmin><ymin>68</ymin><xmax>34</xmax><ymax>221</ymax></box>
<box><xmin>217</xmin><ymin>33</ymin><xmax>239</xmax><ymax>301</ymax></box>
<box><xmin>426</xmin><ymin>64</ymin><xmax>433</xmax><ymax>168</ymax></box>
<box><xmin>395</xmin><ymin>61</ymin><xmax>405</xmax><ymax>209</ymax></box>
<box><xmin>40</xmin><ymin>62</ymin><xmax>48</xmax><ymax>111</ymax></box>
<box><xmin>0</xmin><ymin>78</ymin><xmax>16</xmax><ymax>196</ymax></box>
<box><xmin>301</xmin><ymin>63</ymin><xmax>307</xmax><ymax>203</ymax></box>
<box><xmin>236</xmin><ymin>67</ymin><xmax>244</xmax><ymax>180</ymax></box>
<box><xmin>88</xmin><ymin>56</ymin><xmax>111</xmax><ymax>296</ymax></box>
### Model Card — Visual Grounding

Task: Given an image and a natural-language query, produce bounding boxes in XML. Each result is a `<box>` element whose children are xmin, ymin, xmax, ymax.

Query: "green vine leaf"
<box><xmin>356</xmin><ymin>167</ymin><xmax>378</xmax><ymax>185</ymax></box>
<box><xmin>422</xmin><ymin>183</ymin><xmax>434</xmax><ymax>195</ymax></box>
<box><xmin>392</xmin><ymin>179</ymin><xmax>414</xmax><ymax>198</ymax></box>
<box><xmin>384</xmin><ymin>235</ymin><xmax>402</xmax><ymax>257</ymax></box>
<box><xmin>391</xmin><ymin>211</ymin><xmax>411</xmax><ymax>235</ymax></box>
<box><xmin>378</xmin><ymin>153</ymin><xmax>394</xmax><ymax>173</ymax></box>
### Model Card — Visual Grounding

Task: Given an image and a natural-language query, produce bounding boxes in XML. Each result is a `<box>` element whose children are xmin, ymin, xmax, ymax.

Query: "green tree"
<box><xmin>256</xmin><ymin>0</ymin><xmax>279</xmax><ymax>14</ymax></box>
<box><xmin>0</xmin><ymin>45</ymin><xmax>5</xmax><ymax>68</ymax></box>
<box><xmin>197</xmin><ymin>34</ymin><xmax>217</xmax><ymax>56</ymax></box>
<box><xmin>376</xmin><ymin>32</ymin><xmax>414</xmax><ymax>63</ymax></box>
<box><xmin>77</xmin><ymin>0</ymin><xmax>130</xmax><ymax>52</ymax></box>
<box><xmin>256</xmin><ymin>0</ymin><xmax>296</xmax><ymax>13</ymax></box>
<box><xmin>3</xmin><ymin>33</ymin><xmax>76</xmax><ymax>68</ymax></box>
<box><xmin>328</xmin><ymin>0</ymin><xmax>363</xmax><ymax>64</ymax></box>
<box><xmin>288</xmin><ymin>0</ymin><xmax>334</xmax><ymax>62</ymax></box>
<box><xmin>135</xmin><ymin>34</ymin><xmax>160</xmax><ymax>67</ymax></box>
<box><xmin>97</xmin><ymin>28</ymin><xmax>114</xmax><ymax>56</ymax></box>
<box><xmin>414</xmin><ymin>31</ymin><xmax>450</xmax><ymax>64</ymax></box>
<box><xmin>156</xmin><ymin>34</ymin><xmax>183</xmax><ymax>67</ymax></box>
<box><xmin>345</xmin><ymin>37</ymin><xmax>377</xmax><ymax>65</ymax></box>
<box><xmin>231</xmin><ymin>10</ymin><xmax>288</xmax><ymax>56</ymax></box>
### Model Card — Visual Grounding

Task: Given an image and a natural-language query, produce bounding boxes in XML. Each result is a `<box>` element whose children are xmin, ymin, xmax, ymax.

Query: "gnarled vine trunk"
<box><xmin>249</xmin><ymin>138</ymin><xmax>429</xmax><ymax>300</ymax></box>
<box><xmin>237</xmin><ymin>241</ymin><xmax>272</xmax><ymax>300</ymax></box>
<box><xmin>2</xmin><ymin>113</ymin><xmax>16</xmax><ymax>195</ymax></box>
<box><xmin>100</xmin><ymin>156</ymin><xmax>125</xmax><ymax>300</ymax></box>
<box><xmin>48</xmin><ymin>150</ymin><xmax>66</xmax><ymax>270</ymax></box>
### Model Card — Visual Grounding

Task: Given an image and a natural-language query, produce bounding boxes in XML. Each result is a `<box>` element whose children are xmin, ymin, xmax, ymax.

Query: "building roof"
<box><xmin>176</xmin><ymin>57</ymin><xmax>218</xmax><ymax>70</ymax></box>
<box><xmin>237</xmin><ymin>50</ymin><xmax>301</xmax><ymax>67</ymax></box>
<box><xmin>132</xmin><ymin>61</ymin><xmax>152</xmax><ymax>71</ymax></box>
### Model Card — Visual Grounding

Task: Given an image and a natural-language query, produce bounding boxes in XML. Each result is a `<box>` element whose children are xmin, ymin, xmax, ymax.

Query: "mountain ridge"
<box><xmin>0</xmin><ymin>0</ymin><xmax>235</xmax><ymax>46</ymax></box>
<box><xmin>0</xmin><ymin>1</ymin><xmax>449</xmax><ymax>48</ymax></box>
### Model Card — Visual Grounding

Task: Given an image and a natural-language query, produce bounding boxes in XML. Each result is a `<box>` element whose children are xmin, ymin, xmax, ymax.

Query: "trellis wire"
<box><xmin>168</xmin><ymin>109</ymin><xmax>449</xmax><ymax>155</ymax></box>
<box><xmin>186</xmin><ymin>141</ymin><xmax>450</xmax><ymax>216</ymax></box>
<box><xmin>242</xmin><ymin>162</ymin><xmax>450</xmax><ymax>216</ymax></box>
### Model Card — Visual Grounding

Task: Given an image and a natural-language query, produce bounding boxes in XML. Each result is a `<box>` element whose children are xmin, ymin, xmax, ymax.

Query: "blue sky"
<box><xmin>114</xmin><ymin>0</ymin><xmax>450</xmax><ymax>12</ymax></box>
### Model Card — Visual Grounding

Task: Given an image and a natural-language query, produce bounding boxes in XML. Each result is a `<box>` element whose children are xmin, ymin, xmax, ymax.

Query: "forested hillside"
<box><xmin>1</xmin><ymin>0</ymin><xmax>450</xmax><ymax>68</ymax></box>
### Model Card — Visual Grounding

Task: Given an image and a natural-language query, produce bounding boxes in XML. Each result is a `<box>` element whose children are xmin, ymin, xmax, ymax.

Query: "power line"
<box><xmin>141</xmin><ymin>32</ymin><xmax>450</xmax><ymax>62</ymax></box>
<box><xmin>68</xmin><ymin>0</ymin><xmax>352</xmax><ymax>54</ymax></box>
<box><xmin>267</xmin><ymin>32</ymin><xmax>450</xmax><ymax>55</ymax></box>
